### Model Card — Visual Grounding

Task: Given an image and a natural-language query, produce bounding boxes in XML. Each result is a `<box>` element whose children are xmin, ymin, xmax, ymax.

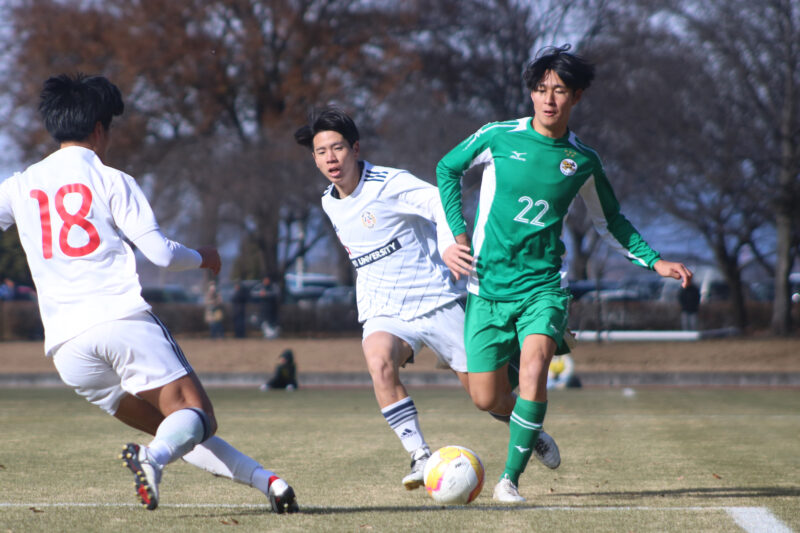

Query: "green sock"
<box><xmin>502</xmin><ymin>398</ymin><xmax>547</xmax><ymax>485</ymax></box>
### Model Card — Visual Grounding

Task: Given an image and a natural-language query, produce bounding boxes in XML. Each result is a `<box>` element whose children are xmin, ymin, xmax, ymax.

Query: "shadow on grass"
<box><xmin>173</xmin><ymin>486</ymin><xmax>800</xmax><ymax>518</ymax></box>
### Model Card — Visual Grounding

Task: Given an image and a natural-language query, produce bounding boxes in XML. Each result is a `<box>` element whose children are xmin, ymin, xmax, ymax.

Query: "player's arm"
<box><xmin>579</xmin><ymin>163</ymin><xmax>691</xmax><ymax>287</ymax></box>
<box><xmin>436</xmin><ymin>125</ymin><xmax>495</xmax><ymax>241</ymax></box>
<box><xmin>392</xmin><ymin>174</ymin><xmax>473</xmax><ymax>279</ymax></box>
<box><xmin>578</xmin><ymin>162</ymin><xmax>661</xmax><ymax>270</ymax></box>
<box><xmin>108</xmin><ymin>172</ymin><xmax>220</xmax><ymax>275</ymax></box>
<box><xmin>132</xmin><ymin>230</ymin><xmax>220</xmax><ymax>275</ymax></box>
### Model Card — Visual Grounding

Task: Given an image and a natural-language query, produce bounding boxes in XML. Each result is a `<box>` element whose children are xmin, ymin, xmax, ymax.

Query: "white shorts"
<box><xmin>51</xmin><ymin>311</ymin><xmax>194</xmax><ymax>415</ymax></box>
<box><xmin>362</xmin><ymin>299</ymin><xmax>467</xmax><ymax>373</ymax></box>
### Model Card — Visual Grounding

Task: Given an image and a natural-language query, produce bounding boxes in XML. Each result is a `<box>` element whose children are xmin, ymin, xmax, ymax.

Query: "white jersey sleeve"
<box><xmin>320</xmin><ymin>161</ymin><xmax>462</xmax><ymax>322</ymax></box>
<box><xmin>0</xmin><ymin>147</ymin><xmax>166</xmax><ymax>354</ymax></box>
<box><xmin>387</xmin><ymin>174</ymin><xmax>457</xmax><ymax>259</ymax></box>
<box><xmin>133</xmin><ymin>230</ymin><xmax>202</xmax><ymax>271</ymax></box>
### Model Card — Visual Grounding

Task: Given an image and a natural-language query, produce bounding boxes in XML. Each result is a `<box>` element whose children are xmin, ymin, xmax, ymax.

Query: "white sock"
<box><xmin>381</xmin><ymin>396</ymin><xmax>426</xmax><ymax>454</ymax></box>
<box><xmin>182</xmin><ymin>436</ymin><xmax>276</xmax><ymax>493</ymax></box>
<box><xmin>147</xmin><ymin>408</ymin><xmax>207</xmax><ymax>467</ymax></box>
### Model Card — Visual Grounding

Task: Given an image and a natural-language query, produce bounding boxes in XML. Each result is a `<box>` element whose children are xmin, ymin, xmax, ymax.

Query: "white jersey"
<box><xmin>0</xmin><ymin>146</ymin><xmax>160</xmax><ymax>355</ymax></box>
<box><xmin>321</xmin><ymin>161</ymin><xmax>460</xmax><ymax>322</ymax></box>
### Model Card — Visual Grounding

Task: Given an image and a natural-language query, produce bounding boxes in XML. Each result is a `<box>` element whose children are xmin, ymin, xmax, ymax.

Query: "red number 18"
<box><xmin>29</xmin><ymin>184</ymin><xmax>101</xmax><ymax>259</ymax></box>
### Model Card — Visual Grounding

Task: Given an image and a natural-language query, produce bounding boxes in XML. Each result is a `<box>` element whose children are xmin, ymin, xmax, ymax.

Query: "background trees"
<box><xmin>0</xmin><ymin>0</ymin><xmax>797</xmax><ymax>333</ymax></box>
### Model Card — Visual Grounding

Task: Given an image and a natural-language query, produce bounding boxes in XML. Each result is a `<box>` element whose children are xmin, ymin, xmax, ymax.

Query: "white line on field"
<box><xmin>726</xmin><ymin>507</ymin><xmax>792</xmax><ymax>533</ymax></box>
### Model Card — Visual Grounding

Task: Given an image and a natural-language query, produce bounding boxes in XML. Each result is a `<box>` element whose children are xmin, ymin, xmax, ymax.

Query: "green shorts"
<box><xmin>464</xmin><ymin>288</ymin><xmax>572</xmax><ymax>373</ymax></box>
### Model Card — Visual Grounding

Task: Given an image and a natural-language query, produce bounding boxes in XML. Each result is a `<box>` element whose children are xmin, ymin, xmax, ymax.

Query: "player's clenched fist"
<box><xmin>197</xmin><ymin>246</ymin><xmax>221</xmax><ymax>276</ymax></box>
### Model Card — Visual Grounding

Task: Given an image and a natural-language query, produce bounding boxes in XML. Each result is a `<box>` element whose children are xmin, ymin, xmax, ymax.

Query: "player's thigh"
<box><xmin>137</xmin><ymin>372</ymin><xmax>215</xmax><ymax>424</ymax></box>
<box><xmin>516</xmin><ymin>287</ymin><xmax>572</xmax><ymax>356</ymax></box>
<box><xmin>362</xmin><ymin>316</ymin><xmax>417</xmax><ymax>369</ymax></box>
<box><xmin>419</xmin><ymin>299</ymin><xmax>468</xmax><ymax>373</ymax></box>
<box><xmin>464</xmin><ymin>294</ymin><xmax>519</xmax><ymax>373</ymax></box>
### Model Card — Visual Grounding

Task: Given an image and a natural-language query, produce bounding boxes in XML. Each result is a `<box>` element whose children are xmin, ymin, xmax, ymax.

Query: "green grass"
<box><xmin>1</xmin><ymin>387</ymin><xmax>798</xmax><ymax>532</ymax></box>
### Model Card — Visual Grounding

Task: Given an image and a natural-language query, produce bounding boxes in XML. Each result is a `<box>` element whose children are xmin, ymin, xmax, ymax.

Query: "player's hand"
<box><xmin>443</xmin><ymin>243</ymin><xmax>474</xmax><ymax>281</ymax></box>
<box><xmin>197</xmin><ymin>246</ymin><xmax>221</xmax><ymax>276</ymax></box>
<box><xmin>653</xmin><ymin>259</ymin><xmax>692</xmax><ymax>288</ymax></box>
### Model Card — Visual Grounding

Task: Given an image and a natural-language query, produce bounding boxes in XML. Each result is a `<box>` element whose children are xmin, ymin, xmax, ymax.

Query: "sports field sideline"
<box><xmin>2</xmin><ymin>335</ymin><xmax>799</xmax><ymax>388</ymax></box>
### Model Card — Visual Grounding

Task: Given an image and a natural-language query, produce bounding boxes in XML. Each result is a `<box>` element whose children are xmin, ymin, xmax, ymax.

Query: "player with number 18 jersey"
<box><xmin>0</xmin><ymin>147</ymin><xmax>161</xmax><ymax>355</ymax></box>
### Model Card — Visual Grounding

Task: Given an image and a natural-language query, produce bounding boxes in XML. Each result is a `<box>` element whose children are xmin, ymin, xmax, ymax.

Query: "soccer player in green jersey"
<box><xmin>436</xmin><ymin>45</ymin><xmax>693</xmax><ymax>502</ymax></box>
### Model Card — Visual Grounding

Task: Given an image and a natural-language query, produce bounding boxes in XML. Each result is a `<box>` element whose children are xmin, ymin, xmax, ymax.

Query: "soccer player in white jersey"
<box><xmin>294</xmin><ymin>108</ymin><xmax>560</xmax><ymax>491</ymax></box>
<box><xmin>0</xmin><ymin>74</ymin><xmax>298</xmax><ymax>513</ymax></box>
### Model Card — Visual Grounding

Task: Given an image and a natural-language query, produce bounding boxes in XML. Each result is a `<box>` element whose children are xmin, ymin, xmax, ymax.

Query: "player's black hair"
<box><xmin>523</xmin><ymin>44</ymin><xmax>595</xmax><ymax>92</ymax></box>
<box><xmin>294</xmin><ymin>107</ymin><xmax>360</xmax><ymax>150</ymax></box>
<box><xmin>38</xmin><ymin>73</ymin><xmax>124</xmax><ymax>142</ymax></box>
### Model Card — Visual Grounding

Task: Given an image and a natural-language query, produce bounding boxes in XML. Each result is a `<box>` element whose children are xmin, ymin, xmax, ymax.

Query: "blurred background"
<box><xmin>0</xmin><ymin>0</ymin><xmax>798</xmax><ymax>339</ymax></box>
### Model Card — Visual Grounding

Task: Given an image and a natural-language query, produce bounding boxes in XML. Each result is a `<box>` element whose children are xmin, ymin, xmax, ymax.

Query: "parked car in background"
<box><xmin>140</xmin><ymin>284</ymin><xmax>196</xmax><ymax>304</ymax></box>
<box><xmin>283</xmin><ymin>272</ymin><xmax>339</xmax><ymax>303</ymax></box>
<box><xmin>317</xmin><ymin>285</ymin><xmax>356</xmax><ymax>307</ymax></box>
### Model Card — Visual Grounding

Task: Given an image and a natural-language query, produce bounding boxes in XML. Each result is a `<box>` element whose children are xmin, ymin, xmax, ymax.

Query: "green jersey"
<box><xmin>437</xmin><ymin>117</ymin><xmax>660</xmax><ymax>301</ymax></box>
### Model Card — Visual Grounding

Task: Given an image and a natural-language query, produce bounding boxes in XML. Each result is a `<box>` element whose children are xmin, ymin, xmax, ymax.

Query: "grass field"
<box><xmin>1</xmin><ymin>386</ymin><xmax>798</xmax><ymax>532</ymax></box>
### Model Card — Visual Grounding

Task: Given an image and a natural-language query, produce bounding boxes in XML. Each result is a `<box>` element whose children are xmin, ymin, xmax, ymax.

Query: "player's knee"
<box><xmin>469</xmin><ymin>389</ymin><xmax>498</xmax><ymax>412</ymax></box>
<box><xmin>364</xmin><ymin>352</ymin><xmax>396</xmax><ymax>383</ymax></box>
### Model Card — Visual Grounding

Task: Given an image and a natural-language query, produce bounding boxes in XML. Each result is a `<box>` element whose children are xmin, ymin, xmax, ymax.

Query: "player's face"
<box><xmin>312</xmin><ymin>130</ymin><xmax>360</xmax><ymax>197</ymax></box>
<box><xmin>530</xmin><ymin>70</ymin><xmax>582</xmax><ymax>138</ymax></box>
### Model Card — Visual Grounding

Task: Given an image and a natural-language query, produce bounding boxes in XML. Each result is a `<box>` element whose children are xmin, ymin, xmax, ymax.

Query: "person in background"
<box><xmin>259</xmin><ymin>276</ymin><xmax>280</xmax><ymax>339</ymax></box>
<box><xmin>231</xmin><ymin>280</ymin><xmax>249</xmax><ymax>338</ymax></box>
<box><xmin>204</xmin><ymin>280</ymin><xmax>225</xmax><ymax>339</ymax></box>
<box><xmin>547</xmin><ymin>354</ymin><xmax>580</xmax><ymax>389</ymax></box>
<box><xmin>678</xmin><ymin>279</ymin><xmax>701</xmax><ymax>331</ymax></box>
<box><xmin>261</xmin><ymin>349</ymin><xmax>298</xmax><ymax>391</ymax></box>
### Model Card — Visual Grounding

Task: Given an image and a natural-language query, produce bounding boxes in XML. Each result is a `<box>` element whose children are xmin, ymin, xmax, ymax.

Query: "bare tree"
<box><xmin>1</xmin><ymin>0</ymin><xmax>422</xmax><ymax>282</ymax></box>
<box><xmin>575</xmin><ymin>0</ymin><xmax>800</xmax><ymax>331</ymax></box>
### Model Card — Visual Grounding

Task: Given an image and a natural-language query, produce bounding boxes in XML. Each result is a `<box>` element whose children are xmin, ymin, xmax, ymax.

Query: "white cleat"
<box><xmin>533</xmin><ymin>431</ymin><xmax>561</xmax><ymax>469</ymax></box>
<box><xmin>120</xmin><ymin>443</ymin><xmax>162</xmax><ymax>510</ymax></box>
<box><xmin>493</xmin><ymin>475</ymin><xmax>526</xmax><ymax>503</ymax></box>
<box><xmin>402</xmin><ymin>446</ymin><xmax>430</xmax><ymax>490</ymax></box>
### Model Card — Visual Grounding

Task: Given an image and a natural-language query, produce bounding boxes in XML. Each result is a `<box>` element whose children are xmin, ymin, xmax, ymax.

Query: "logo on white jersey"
<box><xmin>350</xmin><ymin>238</ymin><xmax>402</xmax><ymax>269</ymax></box>
<box><xmin>361</xmin><ymin>211</ymin><xmax>377</xmax><ymax>228</ymax></box>
<box><xmin>510</xmin><ymin>151</ymin><xmax>527</xmax><ymax>161</ymax></box>
<box><xmin>560</xmin><ymin>158</ymin><xmax>577</xmax><ymax>176</ymax></box>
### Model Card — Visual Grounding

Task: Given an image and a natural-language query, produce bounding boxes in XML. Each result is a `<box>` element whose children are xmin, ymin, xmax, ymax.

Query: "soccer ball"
<box><xmin>423</xmin><ymin>446</ymin><xmax>485</xmax><ymax>504</ymax></box>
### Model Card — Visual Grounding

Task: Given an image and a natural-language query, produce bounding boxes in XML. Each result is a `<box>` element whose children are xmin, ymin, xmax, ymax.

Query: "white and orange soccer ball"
<box><xmin>423</xmin><ymin>445</ymin><xmax>485</xmax><ymax>504</ymax></box>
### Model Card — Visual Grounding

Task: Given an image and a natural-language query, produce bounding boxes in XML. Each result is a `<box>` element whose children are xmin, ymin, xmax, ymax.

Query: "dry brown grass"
<box><xmin>2</xmin><ymin>335</ymin><xmax>798</xmax><ymax>374</ymax></box>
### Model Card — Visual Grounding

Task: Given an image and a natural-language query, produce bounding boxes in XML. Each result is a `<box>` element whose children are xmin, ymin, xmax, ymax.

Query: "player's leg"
<box><xmin>362</xmin><ymin>319</ymin><xmax>431</xmax><ymax>489</ymax></box>
<box><xmin>495</xmin><ymin>289</ymin><xmax>571</xmax><ymax>501</ymax></box>
<box><xmin>113</xmin><ymin>393</ymin><xmax>296</xmax><ymax>513</ymax></box>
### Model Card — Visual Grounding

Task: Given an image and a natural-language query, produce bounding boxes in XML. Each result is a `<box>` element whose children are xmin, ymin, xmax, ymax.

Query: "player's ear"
<box><xmin>572</xmin><ymin>89</ymin><xmax>584</xmax><ymax>105</ymax></box>
<box><xmin>352</xmin><ymin>140</ymin><xmax>360</xmax><ymax>156</ymax></box>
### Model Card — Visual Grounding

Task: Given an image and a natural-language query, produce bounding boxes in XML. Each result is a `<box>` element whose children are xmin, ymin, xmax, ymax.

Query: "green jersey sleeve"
<box><xmin>578</xmin><ymin>154</ymin><xmax>661</xmax><ymax>269</ymax></box>
<box><xmin>436</xmin><ymin>122</ymin><xmax>503</xmax><ymax>237</ymax></box>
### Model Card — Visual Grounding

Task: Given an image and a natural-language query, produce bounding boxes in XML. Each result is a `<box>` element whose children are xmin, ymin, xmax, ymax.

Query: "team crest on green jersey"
<box><xmin>560</xmin><ymin>159</ymin><xmax>578</xmax><ymax>176</ymax></box>
<box><xmin>361</xmin><ymin>211</ymin><xmax>377</xmax><ymax>228</ymax></box>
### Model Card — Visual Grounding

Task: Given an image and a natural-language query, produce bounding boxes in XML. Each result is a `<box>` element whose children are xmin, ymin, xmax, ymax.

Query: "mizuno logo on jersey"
<box><xmin>351</xmin><ymin>238</ymin><xmax>402</xmax><ymax>268</ymax></box>
<box><xmin>510</xmin><ymin>151</ymin><xmax>527</xmax><ymax>161</ymax></box>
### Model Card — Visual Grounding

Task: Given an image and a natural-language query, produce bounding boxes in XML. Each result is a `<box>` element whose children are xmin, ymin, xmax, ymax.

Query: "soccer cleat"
<box><xmin>268</xmin><ymin>477</ymin><xmax>299</xmax><ymax>514</ymax></box>
<box><xmin>533</xmin><ymin>431</ymin><xmax>561</xmax><ymax>469</ymax></box>
<box><xmin>120</xmin><ymin>443</ymin><xmax>162</xmax><ymax>510</ymax></box>
<box><xmin>402</xmin><ymin>446</ymin><xmax>431</xmax><ymax>490</ymax></box>
<box><xmin>493</xmin><ymin>475</ymin><xmax>526</xmax><ymax>503</ymax></box>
